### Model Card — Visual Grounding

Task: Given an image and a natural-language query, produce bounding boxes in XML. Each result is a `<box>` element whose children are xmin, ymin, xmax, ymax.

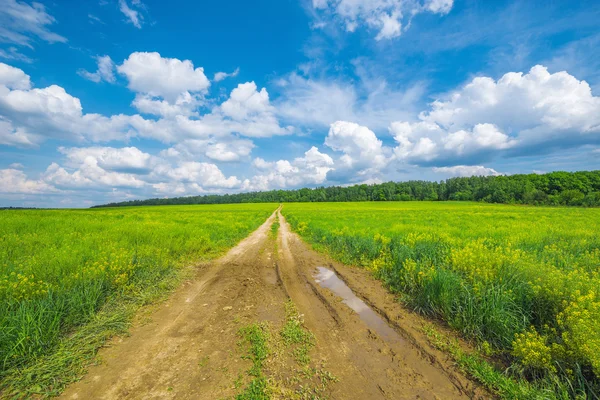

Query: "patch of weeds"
<box><xmin>279</xmin><ymin>301</ymin><xmax>337</xmax><ymax>399</ymax></box>
<box><xmin>236</xmin><ymin>323</ymin><xmax>271</xmax><ymax>400</ymax></box>
<box><xmin>198</xmin><ymin>356</ymin><xmax>210</xmax><ymax>368</ymax></box>
<box><xmin>234</xmin><ymin>373</ymin><xmax>245</xmax><ymax>389</ymax></box>
<box><xmin>281</xmin><ymin>301</ymin><xmax>315</xmax><ymax>366</ymax></box>
<box><xmin>233</xmin><ymin>302</ymin><xmax>336</xmax><ymax>400</ymax></box>
<box><xmin>270</xmin><ymin>221</ymin><xmax>280</xmax><ymax>238</ymax></box>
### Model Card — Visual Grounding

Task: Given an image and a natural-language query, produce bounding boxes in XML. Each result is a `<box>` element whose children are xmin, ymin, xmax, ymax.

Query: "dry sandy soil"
<box><xmin>60</xmin><ymin>209</ymin><xmax>490</xmax><ymax>400</ymax></box>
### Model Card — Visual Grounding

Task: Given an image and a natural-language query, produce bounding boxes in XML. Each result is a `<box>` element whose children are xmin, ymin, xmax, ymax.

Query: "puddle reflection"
<box><xmin>314</xmin><ymin>266</ymin><xmax>406</xmax><ymax>345</ymax></box>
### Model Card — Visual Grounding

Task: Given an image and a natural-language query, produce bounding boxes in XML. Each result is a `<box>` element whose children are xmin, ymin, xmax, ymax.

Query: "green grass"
<box><xmin>270</xmin><ymin>220</ymin><xmax>280</xmax><ymax>238</ymax></box>
<box><xmin>280</xmin><ymin>301</ymin><xmax>315</xmax><ymax>366</ymax></box>
<box><xmin>0</xmin><ymin>204</ymin><xmax>277</xmax><ymax>398</ymax></box>
<box><xmin>237</xmin><ymin>323</ymin><xmax>271</xmax><ymax>400</ymax></box>
<box><xmin>282</xmin><ymin>202</ymin><xmax>600</xmax><ymax>399</ymax></box>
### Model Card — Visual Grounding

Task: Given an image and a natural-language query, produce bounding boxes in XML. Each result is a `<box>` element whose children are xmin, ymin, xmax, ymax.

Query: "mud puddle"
<box><xmin>313</xmin><ymin>266</ymin><xmax>407</xmax><ymax>345</ymax></box>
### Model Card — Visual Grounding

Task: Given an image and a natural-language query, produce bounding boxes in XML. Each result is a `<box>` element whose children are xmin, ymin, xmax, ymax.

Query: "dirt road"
<box><xmin>60</xmin><ymin>209</ymin><xmax>488</xmax><ymax>399</ymax></box>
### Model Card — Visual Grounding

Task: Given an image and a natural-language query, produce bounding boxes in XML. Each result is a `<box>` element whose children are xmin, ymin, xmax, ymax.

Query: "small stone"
<box><xmin>223</xmin><ymin>306</ymin><xmax>233</xmax><ymax>311</ymax></box>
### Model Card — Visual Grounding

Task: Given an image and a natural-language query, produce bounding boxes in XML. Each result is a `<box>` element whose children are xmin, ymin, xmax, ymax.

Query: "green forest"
<box><xmin>95</xmin><ymin>170</ymin><xmax>600</xmax><ymax>208</ymax></box>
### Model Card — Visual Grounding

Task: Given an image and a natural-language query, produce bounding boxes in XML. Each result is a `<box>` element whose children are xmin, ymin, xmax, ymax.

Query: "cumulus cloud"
<box><xmin>0</xmin><ymin>118</ymin><xmax>39</xmax><ymax>147</ymax></box>
<box><xmin>217</xmin><ymin>81</ymin><xmax>292</xmax><ymax>138</ymax></box>
<box><xmin>0</xmin><ymin>62</ymin><xmax>31</xmax><ymax>89</ymax></box>
<box><xmin>221</xmin><ymin>82</ymin><xmax>271</xmax><ymax>119</ymax></box>
<box><xmin>247</xmin><ymin>146</ymin><xmax>334</xmax><ymax>190</ymax></box>
<box><xmin>390</xmin><ymin>65</ymin><xmax>600</xmax><ymax>166</ymax></box>
<box><xmin>0</xmin><ymin>59</ymin><xmax>290</xmax><ymax>151</ymax></box>
<box><xmin>0</xmin><ymin>168</ymin><xmax>57</xmax><ymax>194</ymax></box>
<box><xmin>118</xmin><ymin>52</ymin><xmax>209</xmax><ymax>101</ymax></box>
<box><xmin>213</xmin><ymin>67</ymin><xmax>240</xmax><ymax>82</ymax></box>
<box><xmin>132</xmin><ymin>92</ymin><xmax>200</xmax><ymax>118</ymax></box>
<box><xmin>432</xmin><ymin>165</ymin><xmax>502</xmax><ymax>177</ymax></box>
<box><xmin>325</xmin><ymin>121</ymin><xmax>390</xmax><ymax>181</ymax></box>
<box><xmin>39</xmin><ymin>145</ymin><xmax>244</xmax><ymax>195</ymax></box>
<box><xmin>77</xmin><ymin>55</ymin><xmax>116</xmax><ymax>83</ymax></box>
<box><xmin>157</xmin><ymin>162</ymin><xmax>241</xmax><ymax>189</ymax></box>
<box><xmin>0</xmin><ymin>0</ymin><xmax>67</xmax><ymax>48</ymax></box>
<box><xmin>59</xmin><ymin>146</ymin><xmax>154</xmax><ymax>174</ymax></box>
<box><xmin>0</xmin><ymin>79</ymin><xmax>131</xmax><ymax>144</ymax></box>
<box><xmin>162</xmin><ymin>137</ymin><xmax>255</xmax><ymax>163</ymax></box>
<box><xmin>43</xmin><ymin>161</ymin><xmax>145</xmax><ymax>189</ymax></box>
<box><xmin>311</xmin><ymin>0</ymin><xmax>453</xmax><ymax>40</ymax></box>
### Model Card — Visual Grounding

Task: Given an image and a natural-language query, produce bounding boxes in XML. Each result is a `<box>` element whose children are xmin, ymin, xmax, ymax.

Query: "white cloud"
<box><xmin>0</xmin><ymin>62</ymin><xmax>31</xmax><ymax>89</ymax></box>
<box><xmin>311</xmin><ymin>0</ymin><xmax>454</xmax><ymax>40</ymax></box>
<box><xmin>390</xmin><ymin>65</ymin><xmax>600</xmax><ymax>165</ymax></box>
<box><xmin>8</xmin><ymin>162</ymin><xmax>23</xmax><ymax>169</ymax></box>
<box><xmin>58</xmin><ymin>146</ymin><xmax>154</xmax><ymax>173</ymax></box>
<box><xmin>118</xmin><ymin>52</ymin><xmax>210</xmax><ymax>101</ymax></box>
<box><xmin>375</xmin><ymin>12</ymin><xmax>402</xmax><ymax>41</ymax></box>
<box><xmin>0</xmin><ymin>61</ymin><xmax>290</xmax><ymax>150</ymax></box>
<box><xmin>161</xmin><ymin>137</ymin><xmax>255</xmax><ymax>163</ymax></box>
<box><xmin>43</xmin><ymin>161</ymin><xmax>146</xmax><ymax>189</ymax></box>
<box><xmin>218</xmin><ymin>82</ymin><xmax>292</xmax><ymax>138</ymax></box>
<box><xmin>432</xmin><ymin>165</ymin><xmax>502</xmax><ymax>177</ymax></box>
<box><xmin>221</xmin><ymin>82</ymin><xmax>270</xmax><ymax>119</ymax></box>
<box><xmin>0</xmin><ymin>118</ymin><xmax>39</xmax><ymax>147</ymax></box>
<box><xmin>78</xmin><ymin>55</ymin><xmax>116</xmax><ymax>83</ymax></box>
<box><xmin>325</xmin><ymin>121</ymin><xmax>389</xmax><ymax>174</ymax></box>
<box><xmin>1</xmin><ymin>84</ymin><xmax>81</xmax><ymax>117</ymax></box>
<box><xmin>0</xmin><ymin>0</ymin><xmax>67</xmax><ymax>48</ymax></box>
<box><xmin>425</xmin><ymin>0</ymin><xmax>453</xmax><ymax>14</ymax></box>
<box><xmin>204</xmin><ymin>140</ymin><xmax>254</xmax><ymax>162</ymax></box>
<box><xmin>390</xmin><ymin>121</ymin><xmax>516</xmax><ymax>164</ymax></box>
<box><xmin>132</xmin><ymin>92</ymin><xmax>199</xmax><ymax>118</ymax></box>
<box><xmin>157</xmin><ymin>162</ymin><xmax>241</xmax><ymax>189</ymax></box>
<box><xmin>118</xmin><ymin>0</ymin><xmax>143</xmax><ymax>29</ymax></box>
<box><xmin>248</xmin><ymin>146</ymin><xmax>334</xmax><ymax>190</ymax></box>
<box><xmin>0</xmin><ymin>168</ymin><xmax>57</xmax><ymax>194</ymax></box>
<box><xmin>38</xmin><ymin>145</ymin><xmax>244</xmax><ymax>195</ymax></box>
<box><xmin>0</xmin><ymin>71</ymin><xmax>151</xmax><ymax>145</ymax></box>
<box><xmin>213</xmin><ymin>67</ymin><xmax>240</xmax><ymax>82</ymax></box>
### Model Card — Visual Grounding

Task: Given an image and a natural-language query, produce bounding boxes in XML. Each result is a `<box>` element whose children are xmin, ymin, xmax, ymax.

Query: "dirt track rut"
<box><xmin>60</xmin><ymin>209</ymin><xmax>488</xmax><ymax>399</ymax></box>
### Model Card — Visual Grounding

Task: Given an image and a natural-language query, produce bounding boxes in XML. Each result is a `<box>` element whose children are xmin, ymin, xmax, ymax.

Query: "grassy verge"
<box><xmin>1</xmin><ymin>264</ymin><xmax>191</xmax><ymax>398</ymax></box>
<box><xmin>421</xmin><ymin>324</ymin><xmax>560</xmax><ymax>399</ymax></box>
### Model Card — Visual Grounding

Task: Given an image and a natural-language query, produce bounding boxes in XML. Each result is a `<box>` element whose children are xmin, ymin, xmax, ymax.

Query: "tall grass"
<box><xmin>283</xmin><ymin>202</ymin><xmax>600</xmax><ymax>399</ymax></box>
<box><xmin>0</xmin><ymin>204</ymin><xmax>276</xmax><ymax>397</ymax></box>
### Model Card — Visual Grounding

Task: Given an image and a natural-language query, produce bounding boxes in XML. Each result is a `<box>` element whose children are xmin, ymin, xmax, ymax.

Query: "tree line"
<box><xmin>93</xmin><ymin>170</ymin><xmax>600</xmax><ymax>208</ymax></box>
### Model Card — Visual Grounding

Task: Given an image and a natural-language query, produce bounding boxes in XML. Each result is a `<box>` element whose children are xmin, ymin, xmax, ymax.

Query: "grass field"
<box><xmin>282</xmin><ymin>202</ymin><xmax>600</xmax><ymax>398</ymax></box>
<box><xmin>0</xmin><ymin>204</ymin><xmax>276</xmax><ymax>397</ymax></box>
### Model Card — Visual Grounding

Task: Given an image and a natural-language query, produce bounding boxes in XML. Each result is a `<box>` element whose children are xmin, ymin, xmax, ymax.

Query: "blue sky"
<box><xmin>0</xmin><ymin>0</ymin><xmax>599</xmax><ymax>207</ymax></box>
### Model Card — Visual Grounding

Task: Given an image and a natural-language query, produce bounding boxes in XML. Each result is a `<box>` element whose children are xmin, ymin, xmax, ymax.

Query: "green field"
<box><xmin>2</xmin><ymin>201</ymin><xmax>599</xmax><ymax>398</ymax></box>
<box><xmin>283</xmin><ymin>202</ymin><xmax>600</xmax><ymax>398</ymax></box>
<box><xmin>0</xmin><ymin>204</ymin><xmax>276</xmax><ymax>397</ymax></box>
